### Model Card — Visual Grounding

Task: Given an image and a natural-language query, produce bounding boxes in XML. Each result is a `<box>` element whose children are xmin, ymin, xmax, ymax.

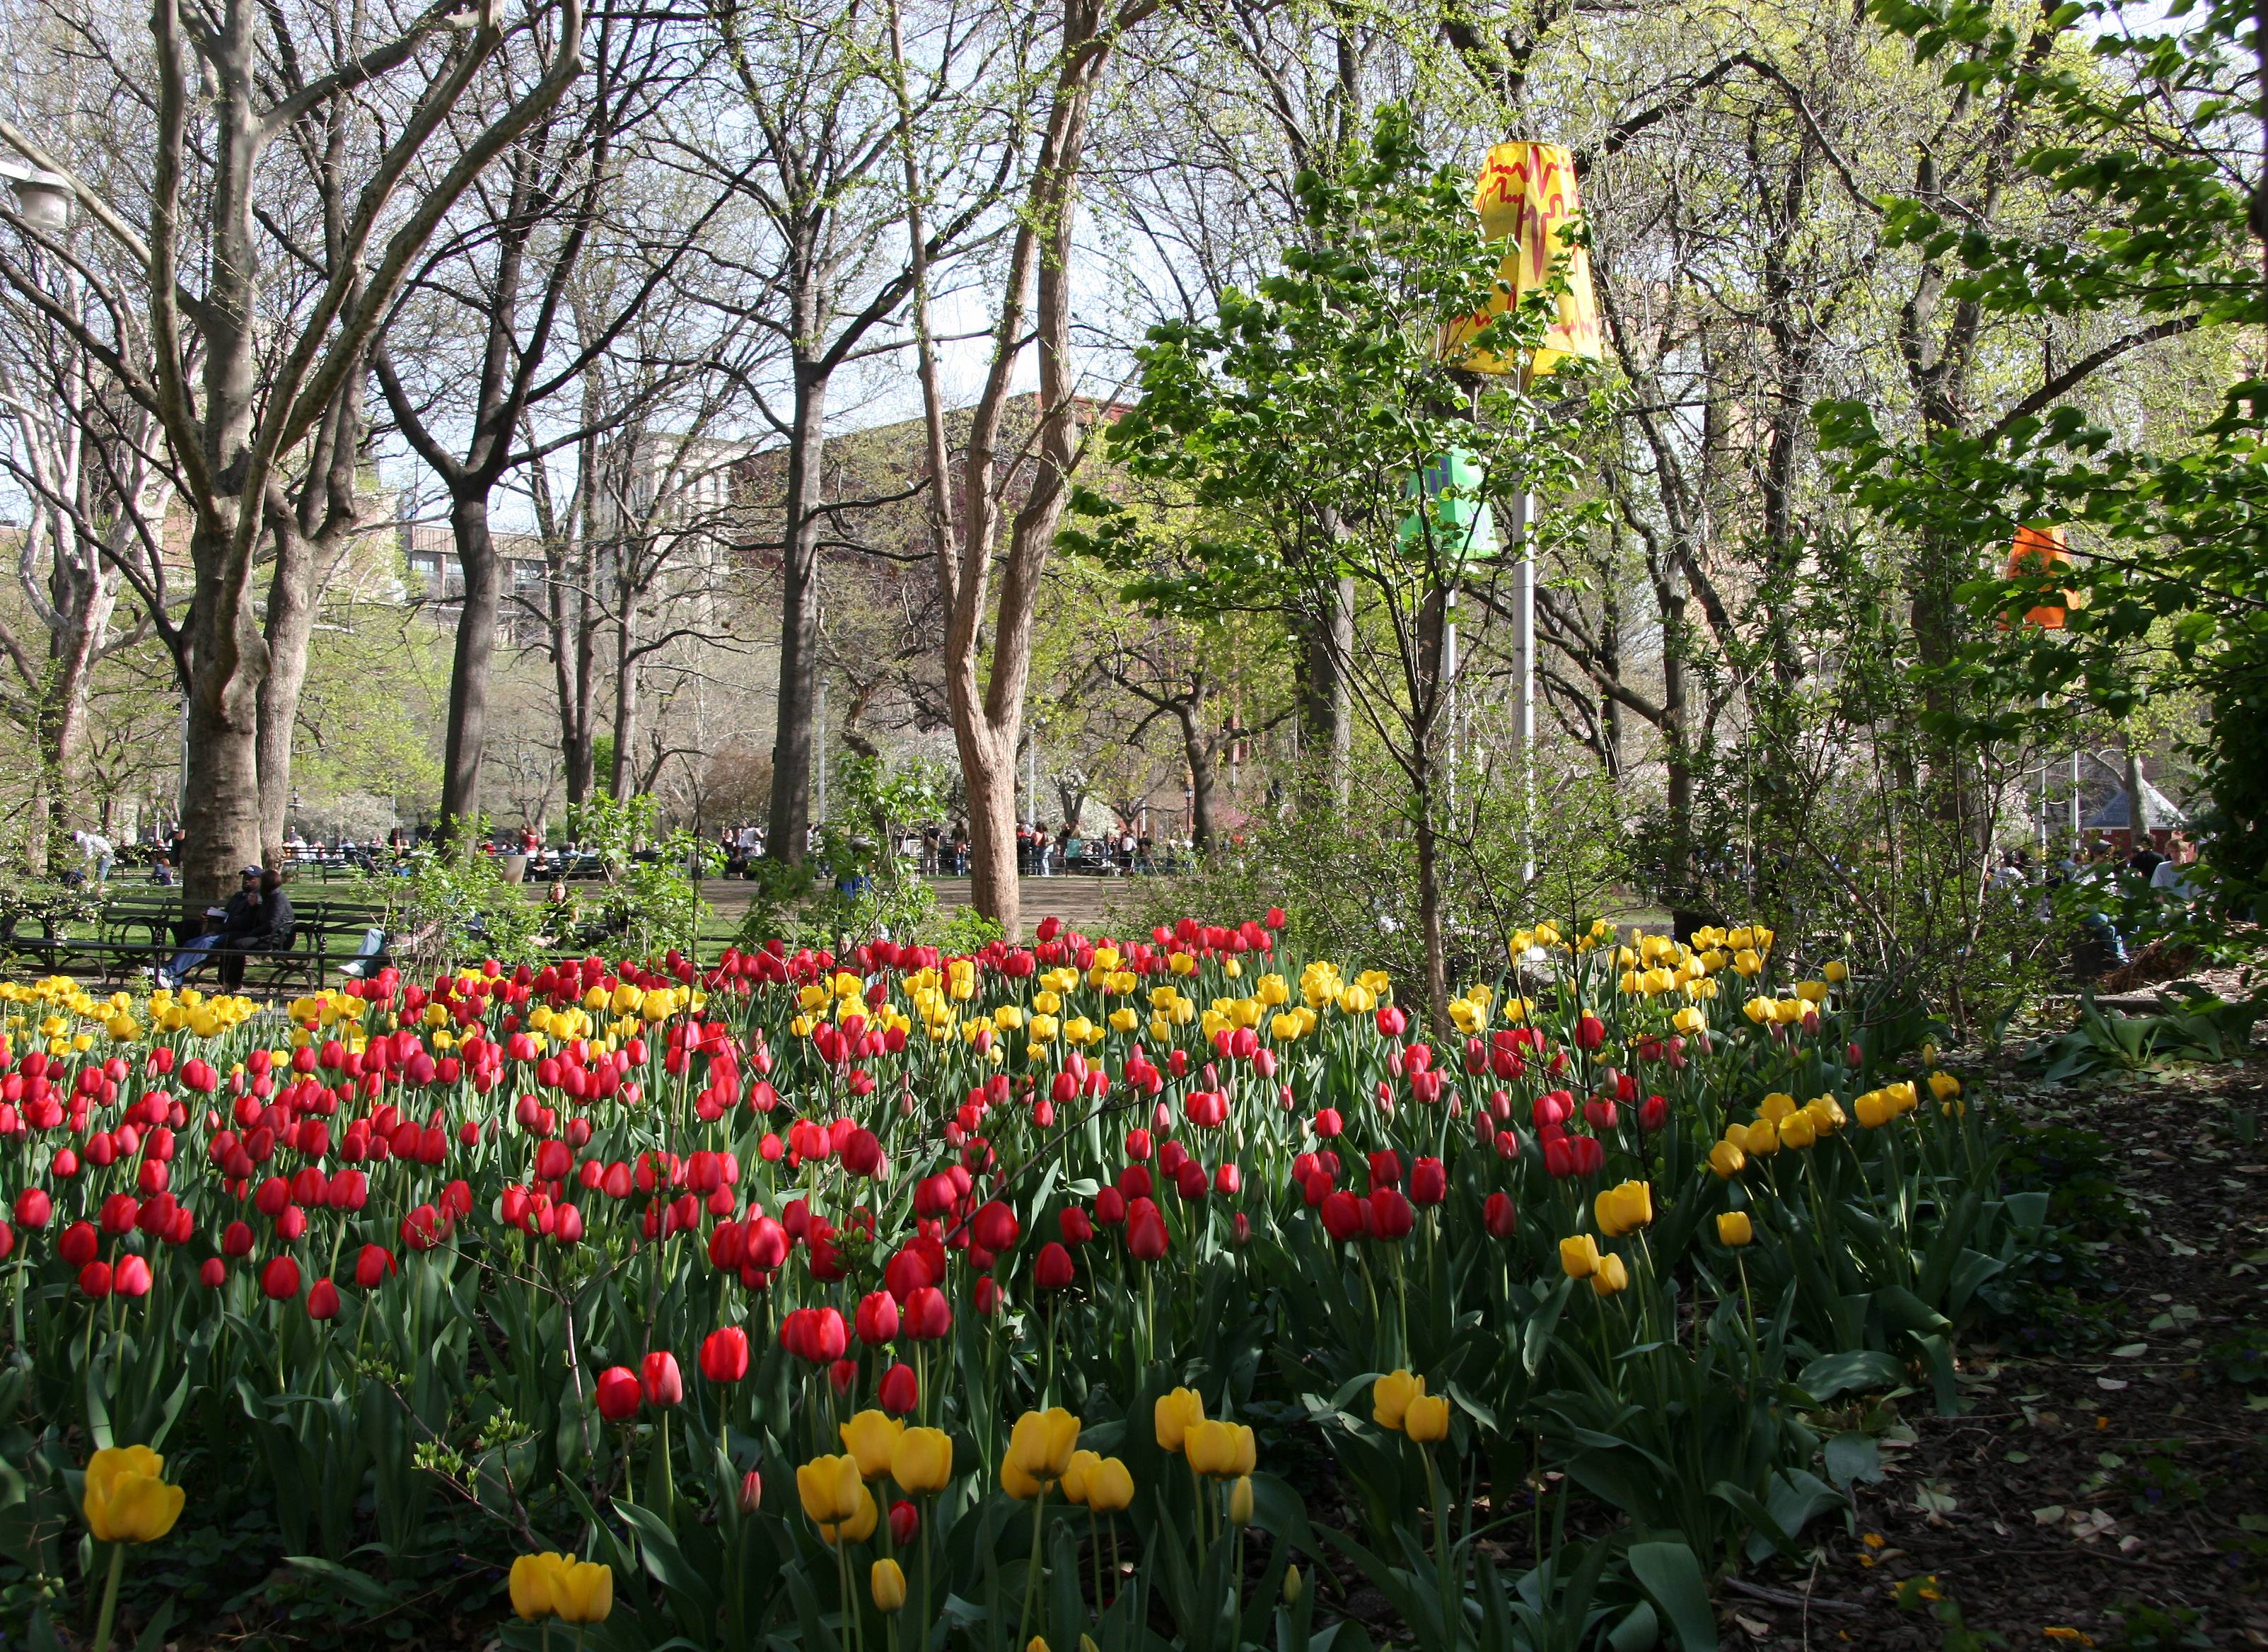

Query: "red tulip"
<box><xmin>701</xmin><ymin>1326</ymin><xmax>752</xmax><ymax>1383</ymax></box>
<box><xmin>902</xmin><ymin>1286</ymin><xmax>952</xmax><ymax>1341</ymax></box>
<box><xmin>1126</xmin><ymin>1197</ymin><xmax>1169</xmax><ymax>1262</ymax></box>
<box><xmin>1058</xmin><ymin>1206</ymin><xmax>1094</xmax><ymax>1245</ymax></box>
<box><xmin>970</xmin><ymin>1200</ymin><xmax>1019</xmax><ymax>1253</ymax></box>
<box><xmin>641</xmin><ymin>1351</ymin><xmax>685</xmax><ymax>1407</ymax></box>
<box><xmin>1093</xmin><ymin>1187</ymin><xmax>1126</xmax><ymax>1227</ymax></box>
<box><xmin>307</xmin><ymin>1278</ymin><xmax>341</xmax><ymax>1320</ymax></box>
<box><xmin>890</xmin><ymin>1499</ymin><xmax>919</xmax><ymax>1545</ymax></box>
<box><xmin>1639</xmin><ymin>1094</ymin><xmax>1669</xmax><ymax>1132</ymax></box>
<box><xmin>1312</xmin><ymin>1107</ymin><xmax>1343</xmax><ymax>1139</ymax></box>
<box><xmin>739</xmin><ymin>1469</ymin><xmax>764</xmax><ymax>1512</ymax></box>
<box><xmin>1484</xmin><ymin>1192</ymin><xmax>1518</xmax><ymax>1238</ymax></box>
<box><xmin>354</xmin><ymin>1243</ymin><xmax>396</xmax><ymax>1288</ymax></box>
<box><xmin>260</xmin><ymin>1255</ymin><xmax>302</xmax><ymax>1300</ymax></box>
<box><xmin>113</xmin><ymin>1254</ymin><xmax>153</xmax><ymax>1298</ymax></box>
<box><xmin>1319</xmin><ymin>1189</ymin><xmax>1364</xmax><ymax>1243</ymax></box>
<box><xmin>1375</xmin><ymin>1006</ymin><xmax>1407</xmax><ymax>1038</ymax></box>
<box><xmin>856</xmin><ymin>1291</ymin><xmax>901</xmax><ymax>1345</ymax></box>
<box><xmin>878</xmin><ymin>1361</ymin><xmax>919</xmax><ymax>1416</ymax></box>
<box><xmin>1214</xmin><ymin>1163</ymin><xmax>1241</xmax><ymax>1198</ymax></box>
<box><xmin>974</xmin><ymin>1276</ymin><xmax>1002</xmax><ymax>1315</ymax></box>
<box><xmin>1033</xmin><ymin>1241</ymin><xmax>1075</xmax><ymax>1291</ymax></box>
<box><xmin>13</xmin><ymin>1187</ymin><xmax>50</xmax><ymax>1228</ymax></box>
<box><xmin>59</xmin><ymin>1221</ymin><xmax>98</xmax><ymax>1267</ymax></box>
<box><xmin>830</xmin><ymin>1357</ymin><xmax>859</xmax><ymax>1396</ymax></box>
<box><xmin>199</xmin><ymin>1256</ymin><xmax>227</xmax><ymax>1289</ymax></box>
<box><xmin>596</xmin><ymin>1365</ymin><xmax>642</xmax><ymax>1421</ymax></box>
<box><xmin>1368</xmin><ymin>1188</ymin><xmax>1414</xmax><ymax>1241</ymax></box>
<box><xmin>78</xmin><ymin>1260</ymin><xmax>112</xmax><ymax>1298</ymax></box>
<box><xmin>1409</xmin><ymin>1157</ymin><xmax>1447</xmax><ymax>1206</ymax></box>
<box><xmin>1367</xmin><ymin>1149</ymin><xmax>1401</xmax><ymax>1189</ymax></box>
<box><xmin>1574</xmin><ymin>1013</ymin><xmax>1605</xmax><ymax>1052</ymax></box>
<box><xmin>0</xmin><ymin>1220</ymin><xmax>11</xmax><ymax>1263</ymax></box>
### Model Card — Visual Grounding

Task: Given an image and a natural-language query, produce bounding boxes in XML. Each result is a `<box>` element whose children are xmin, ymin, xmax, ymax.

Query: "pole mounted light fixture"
<box><xmin>0</xmin><ymin>158</ymin><xmax>71</xmax><ymax>231</ymax></box>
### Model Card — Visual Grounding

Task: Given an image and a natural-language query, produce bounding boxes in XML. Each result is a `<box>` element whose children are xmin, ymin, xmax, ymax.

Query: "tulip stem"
<box><xmin>1015</xmin><ymin>1486</ymin><xmax>1047</xmax><ymax>1652</ymax></box>
<box><xmin>90</xmin><ymin>1541</ymin><xmax>124</xmax><ymax>1652</ymax></box>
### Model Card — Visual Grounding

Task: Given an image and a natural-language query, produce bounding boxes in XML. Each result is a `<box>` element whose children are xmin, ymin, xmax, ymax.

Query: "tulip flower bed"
<box><xmin>0</xmin><ymin>914</ymin><xmax>2047</xmax><ymax>1651</ymax></box>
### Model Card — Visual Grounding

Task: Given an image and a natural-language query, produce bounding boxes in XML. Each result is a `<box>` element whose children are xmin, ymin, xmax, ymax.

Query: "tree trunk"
<box><xmin>441</xmin><ymin>491</ymin><xmax>503</xmax><ymax>837</ymax></box>
<box><xmin>1177</xmin><ymin>697</ymin><xmax>1219</xmax><ymax>853</ymax></box>
<box><xmin>1298</xmin><ymin>575</ymin><xmax>1354</xmax><ymax>808</ymax></box>
<box><xmin>766</xmin><ymin>367</ymin><xmax>830</xmax><ymax>864</ymax></box>
<box><xmin>255</xmin><ymin>517</ymin><xmax>318</xmax><ymax>860</ymax></box>
<box><xmin>958</xmin><ymin>719</ymin><xmax>1020</xmax><ymax>934</ymax></box>
<box><xmin>611</xmin><ymin>609</ymin><xmax>639</xmax><ymax>798</ymax></box>
<box><xmin>1413</xmin><ymin>774</ymin><xmax>1450</xmax><ymax>1035</ymax></box>
<box><xmin>182</xmin><ymin>523</ymin><xmax>266</xmax><ymax>908</ymax></box>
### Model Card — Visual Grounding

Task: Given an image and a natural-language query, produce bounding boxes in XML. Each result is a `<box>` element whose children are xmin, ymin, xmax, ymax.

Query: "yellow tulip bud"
<box><xmin>1003</xmin><ymin>1408</ymin><xmax>1082</xmax><ymax>1491</ymax></box>
<box><xmin>1284</xmin><ymin>1565</ymin><xmax>1305</xmax><ymax>1605</ymax></box>
<box><xmin>1590</xmin><ymin>1254</ymin><xmax>1631</xmax><ymax>1296</ymax></box>
<box><xmin>1154</xmin><ymin>1387</ymin><xmax>1205</xmax><ymax>1453</ymax></box>
<box><xmin>871</xmin><ymin>1559</ymin><xmax>907</xmax><ymax>1612</ymax></box>
<box><xmin>1227</xmin><ymin>1474</ymin><xmax>1255</xmax><ymax>1525</ymax></box>
<box><xmin>892</xmin><ymin>1427</ymin><xmax>955</xmax><ymax>1495</ymax></box>
<box><xmin>1372</xmin><ymin>1368</ymin><xmax>1425</xmax><ymax>1431</ymax></box>
<box><xmin>1559</xmin><ymin>1233</ymin><xmax>1601</xmax><ymax>1279</ymax></box>
<box><xmin>1184</xmin><ymin>1419</ymin><xmax>1256</xmax><ymax>1479</ymax></box>
<box><xmin>1716</xmin><ymin>1211</ymin><xmax>1754</xmax><ymax>1247</ymax></box>
<box><xmin>510</xmin><ymin>1553</ymin><xmax>563</xmax><ymax>1620</ymax></box>
<box><xmin>1402</xmin><ymin>1394</ymin><xmax>1451</xmax><ymax>1443</ymax></box>
<box><xmin>840</xmin><ymin>1409</ymin><xmax>905</xmax><ymax>1479</ymax></box>
<box><xmin>82</xmin><ymin>1446</ymin><xmax>185</xmax><ymax>1545</ymax></box>
<box><xmin>1708</xmin><ymin>1140</ymin><xmax>1747</xmax><ymax>1179</ymax></box>
<box><xmin>1928</xmin><ymin>1071</ymin><xmax>1960</xmax><ymax>1101</ymax></box>
<box><xmin>1822</xmin><ymin>960</ymin><xmax>1849</xmax><ymax>983</ymax></box>
<box><xmin>1085</xmin><ymin>1456</ymin><xmax>1135</xmax><ymax>1513</ymax></box>
<box><xmin>550</xmin><ymin>1559</ymin><xmax>615</xmax><ymax>1623</ymax></box>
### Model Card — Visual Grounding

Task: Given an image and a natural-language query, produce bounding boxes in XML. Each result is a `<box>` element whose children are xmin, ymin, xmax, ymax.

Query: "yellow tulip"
<box><xmin>1284</xmin><ymin>1565</ymin><xmax>1305</xmax><ymax>1605</ymax></box>
<box><xmin>1154</xmin><ymin>1387</ymin><xmax>1205</xmax><ymax>1453</ymax></box>
<box><xmin>1779</xmin><ymin>1110</ymin><xmax>1818</xmax><ymax>1150</ymax></box>
<box><xmin>840</xmin><ymin>1410</ymin><xmax>905</xmax><ymax>1480</ymax></box>
<box><xmin>1760</xmin><ymin>1092</ymin><xmax>1796</xmax><ymax>1123</ymax></box>
<box><xmin>1928</xmin><ymin>1071</ymin><xmax>1961</xmax><ymax>1101</ymax></box>
<box><xmin>892</xmin><ymin>1427</ymin><xmax>955</xmax><ymax>1495</ymax></box>
<box><xmin>1558</xmin><ymin>1233</ymin><xmax>1600</xmax><ymax>1279</ymax></box>
<box><xmin>1084</xmin><ymin>1456</ymin><xmax>1135</xmax><ymax>1513</ymax></box>
<box><xmin>1743</xmin><ymin>1118</ymin><xmax>1781</xmax><ymax>1156</ymax></box>
<box><xmin>1822</xmin><ymin>960</ymin><xmax>1849</xmax><ymax>983</ymax></box>
<box><xmin>1854</xmin><ymin>1090</ymin><xmax>1894</xmax><ymax>1129</ymax></box>
<box><xmin>797</xmin><ymin>1453</ymin><xmax>866</xmax><ymax>1525</ymax></box>
<box><xmin>1402</xmin><ymin>1394</ymin><xmax>1451</xmax><ymax>1443</ymax></box>
<box><xmin>1184</xmin><ymin>1419</ymin><xmax>1256</xmax><ymax>1479</ymax></box>
<box><xmin>551</xmin><ymin>1558</ymin><xmax>615</xmax><ymax>1623</ymax></box>
<box><xmin>510</xmin><ymin>1552</ymin><xmax>564</xmax><ymax>1619</ymax></box>
<box><xmin>82</xmin><ymin>1446</ymin><xmax>185</xmax><ymax>1545</ymax></box>
<box><xmin>1059</xmin><ymin>1449</ymin><xmax>1100</xmax><ymax>1505</ymax></box>
<box><xmin>1003</xmin><ymin>1408</ymin><xmax>1081</xmax><ymax>1490</ymax></box>
<box><xmin>1708</xmin><ymin>1140</ymin><xmax>1747</xmax><ymax>1179</ymax></box>
<box><xmin>1716</xmin><ymin>1211</ymin><xmax>1754</xmax><ymax>1247</ymax></box>
<box><xmin>872</xmin><ymin>1559</ymin><xmax>908</xmax><ymax>1612</ymax></box>
<box><xmin>1593</xmin><ymin>1180</ymin><xmax>1653</xmax><ymax>1239</ymax></box>
<box><xmin>1372</xmin><ymin>1369</ymin><xmax>1426</xmax><ymax>1431</ymax></box>
<box><xmin>1227</xmin><ymin>1474</ymin><xmax>1255</xmax><ymax>1525</ymax></box>
<box><xmin>1590</xmin><ymin>1254</ymin><xmax>1630</xmax><ymax>1296</ymax></box>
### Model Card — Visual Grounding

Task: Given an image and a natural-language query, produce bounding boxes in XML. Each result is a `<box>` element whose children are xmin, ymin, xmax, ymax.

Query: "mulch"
<box><xmin>1730</xmin><ymin>1056</ymin><xmax>2268</xmax><ymax>1651</ymax></box>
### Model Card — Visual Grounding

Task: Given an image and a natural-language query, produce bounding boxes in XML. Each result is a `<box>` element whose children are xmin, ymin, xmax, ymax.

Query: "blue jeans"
<box><xmin>160</xmin><ymin>934</ymin><xmax>220</xmax><ymax>985</ymax></box>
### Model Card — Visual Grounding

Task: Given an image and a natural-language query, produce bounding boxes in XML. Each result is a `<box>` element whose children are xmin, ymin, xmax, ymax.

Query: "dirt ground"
<box><xmin>1730</xmin><ymin>1056</ymin><xmax>2268</xmax><ymax>1650</ymax></box>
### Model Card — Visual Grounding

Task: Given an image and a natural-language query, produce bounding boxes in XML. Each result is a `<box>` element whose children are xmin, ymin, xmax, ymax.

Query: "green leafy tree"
<box><xmin>1082</xmin><ymin>106</ymin><xmax>1601</xmax><ymax>1026</ymax></box>
<box><xmin>1820</xmin><ymin>0</ymin><xmax>2268</xmax><ymax>895</ymax></box>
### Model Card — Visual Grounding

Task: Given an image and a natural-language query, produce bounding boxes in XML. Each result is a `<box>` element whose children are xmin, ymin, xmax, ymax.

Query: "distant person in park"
<box><xmin>157</xmin><ymin>866</ymin><xmax>286</xmax><ymax>988</ymax></box>
<box><xmin>73</xmin><ymin>827</ymin><xmax>115</xmax><ymax>883</ymax></box>
<box><xmin>149</xmin><ymin>853</ymin><xmax>176</xmax><ymax>888</ymax></box>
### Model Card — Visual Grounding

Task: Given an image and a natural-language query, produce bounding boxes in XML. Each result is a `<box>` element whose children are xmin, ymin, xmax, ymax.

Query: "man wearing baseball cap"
<box><xmin>155</xmin><ymin>865</ymin><xmax>268</xmax><ymax>989</ymax></box>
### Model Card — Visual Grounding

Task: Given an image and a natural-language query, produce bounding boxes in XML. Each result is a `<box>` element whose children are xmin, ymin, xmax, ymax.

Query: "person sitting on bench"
<box><xmin>216</xmin><ymin>867</ymin><xmax>293</xmax><ymax>989</ymax></box>
<box><xmin>157</xmin><ymin>866</ymin><xmax>291</xmax><ymax>989</ymax></box>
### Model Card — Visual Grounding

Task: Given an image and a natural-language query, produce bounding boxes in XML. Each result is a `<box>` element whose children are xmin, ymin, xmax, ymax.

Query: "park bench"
<box><xmin>1</xmin><ymin>892</ymin><xmax>386</xmax><ymax>995</ymax></box>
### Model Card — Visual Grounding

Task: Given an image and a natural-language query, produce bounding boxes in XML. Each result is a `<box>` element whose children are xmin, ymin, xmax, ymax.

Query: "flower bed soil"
<box><xmin>1735</xmin><ymin>1057</ymin><xmax>2268</xmax><ymax>1650</ymax></box>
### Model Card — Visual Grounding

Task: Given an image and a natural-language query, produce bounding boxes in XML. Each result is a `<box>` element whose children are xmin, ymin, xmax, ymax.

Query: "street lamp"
<box><xmin>0</xmin><ymin>160</ymin><xmax>71</xmax><ymax>232</ymax></box>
